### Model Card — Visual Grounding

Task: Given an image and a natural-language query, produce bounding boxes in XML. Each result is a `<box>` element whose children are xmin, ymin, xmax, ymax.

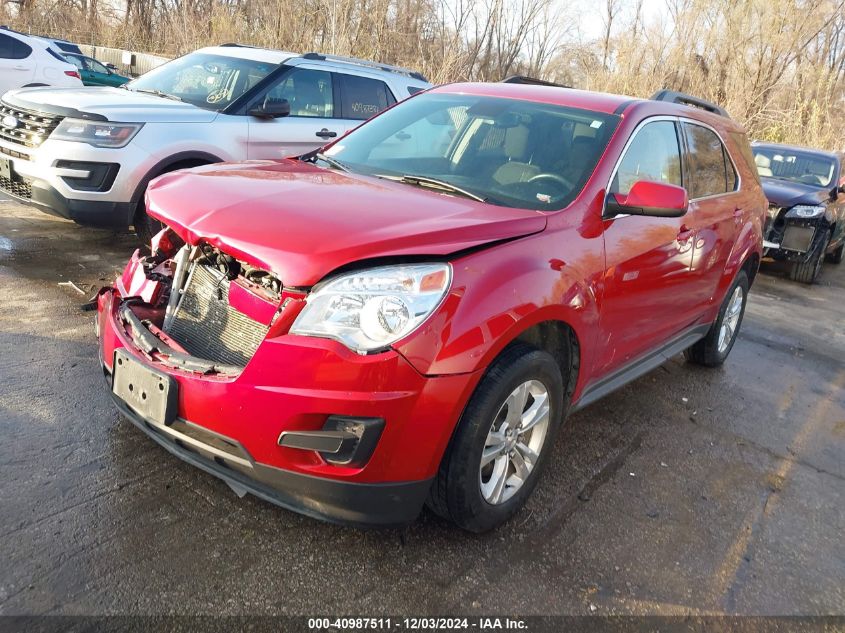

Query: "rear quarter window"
<box><xmin>683</xmin><ymin>122</ymin><xmax>735</xmax><ymax>198</ymax></box>
<box><xmin>728</xmin><ymin>131</ymin><xmax>760</xmax><ymax>184</ymax></box>
<box><xmin>339</xmin><ymin>74</ymin><xmax>396</xmax><ymax>120</ymax></box>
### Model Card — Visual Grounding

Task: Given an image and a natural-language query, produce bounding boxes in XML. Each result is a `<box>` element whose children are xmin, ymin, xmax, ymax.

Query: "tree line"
<box><xmin>4</xmin><ymin>0</ymin><xmax>844</xmax><ymax>150</ymax></box>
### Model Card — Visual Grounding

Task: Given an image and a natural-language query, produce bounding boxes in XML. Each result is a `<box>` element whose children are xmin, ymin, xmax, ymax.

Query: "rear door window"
<box><xmin>683</xmin><ymin>123</ymin><xmax>735</xmax><ymax>198</ymax></box>
<box><xmin>338</xmin><ymin>74</ymin><xmax>396</xmax><ymax>120</ymax></box>
<box><xmin>611</xmin><ymin>120</ymin><xmax>683</xmax><ymax>195</ymax></box>
<box><xmin>0</xmin><ymin>34</ymin><xmax>31</xmax><ymax>60</ymax></box>
<box><xmin>265</xmin><ymin>68</ymin><xmax>334</xmax><ymax>118</ymax></box>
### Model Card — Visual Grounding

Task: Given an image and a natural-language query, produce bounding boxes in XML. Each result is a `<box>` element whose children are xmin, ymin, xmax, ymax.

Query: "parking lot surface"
<box><xmin>0</xmin><ymin>201</ymin><xmax>843</xmax><ymax>616</ymax></box>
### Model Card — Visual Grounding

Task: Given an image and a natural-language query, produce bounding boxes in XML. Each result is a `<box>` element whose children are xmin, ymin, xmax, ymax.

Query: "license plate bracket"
<box><xmin>112</xmin><ymin>349</ymin><xmax>178</xmax><ymax>425</ymax></box>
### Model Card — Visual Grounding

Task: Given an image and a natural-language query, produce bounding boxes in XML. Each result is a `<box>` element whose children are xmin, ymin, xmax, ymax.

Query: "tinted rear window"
<box><xmin>729</xmin><ymin>131</ymin><xmax>759</xmax><ymax>184</ymax></box>
<box><xmin>0</xmin><ymin>34</ymin><xmax>31</xmax><ymax>60</ymax></box>
<box><xmin>339</xmin><ymin>74</ymin><xmax>396</xmax><ymax>120</ymax></box>
<box><xmin>683</xmin><ymin>123</ymin><xmax>734</xmax><ymax>198</ymax></box>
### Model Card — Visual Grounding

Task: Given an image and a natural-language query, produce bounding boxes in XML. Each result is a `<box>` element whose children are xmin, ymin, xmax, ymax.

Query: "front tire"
<box><xmin>685</xmin><ymin>271</ymin><xmax>749</xmax><ymax>367</ymax></box>
<box><xmin>133</xmin><ymin>199</ymin><xmax>164</xmax><ymax>247</ymax></box>
<box><xmin>790</xmin><ymin>229</ymin><xmax>829</xmax><ymax>284</ymax></box>
<box><xmin>427</xmin><ymin>343</ymin><xmax>565</xmax><ymax>532</ymax></box>
<box><xmin>133</xmin><ymin>159</ymin><xmax>213</xmax><ymax>246</ymax></box>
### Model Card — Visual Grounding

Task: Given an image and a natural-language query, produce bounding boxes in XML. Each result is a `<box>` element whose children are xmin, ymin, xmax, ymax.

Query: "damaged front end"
<box><xmin>95</xmin><ymin>227</ymin><xmax>469</xmax><ymax>527</ymax></box>
<box><xmin>762</xmin><ymin>203</ymin><xmax>830</xmax><ymax>260</ymax></box>
<box><xmin>105</xmin><ymin>230</ymin><xmax>306</xmax><ymax>379</ymax></box>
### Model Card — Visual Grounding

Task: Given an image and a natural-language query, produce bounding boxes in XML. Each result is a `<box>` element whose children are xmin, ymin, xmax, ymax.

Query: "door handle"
<box><xmin>316</xmin><ymin>128</ymin><xmax>337</xmax><ymax>139</ymax></box>
<box><xmin>677</xmin><ymin>224</ymin><xmax>695</xmax><ymax>242</ymax></box>
<box><xmin>13</xmin><ymin>65</ymin><xmax>28</xmax><ymax>70</ymax></box>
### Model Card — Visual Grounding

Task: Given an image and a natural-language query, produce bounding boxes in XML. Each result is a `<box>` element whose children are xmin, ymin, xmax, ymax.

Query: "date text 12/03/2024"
<box><xmin>307</xmin><ymin>617</ymin><xmax>528</xmax><ymax>630</ymax></box>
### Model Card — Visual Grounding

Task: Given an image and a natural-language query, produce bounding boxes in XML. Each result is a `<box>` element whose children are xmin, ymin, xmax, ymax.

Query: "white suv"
<box><xmin>0</xmin><ymin>45</ymin><xmax>430</xmax><ymax>240</ymax></box>
<box><xmin>0</xmin><ymin>28</ymin><xmax>82</xmax><ymax>93</ymax></box>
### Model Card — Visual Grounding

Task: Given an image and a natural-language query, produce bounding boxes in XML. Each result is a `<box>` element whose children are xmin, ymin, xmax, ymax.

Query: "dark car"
<box><xmin>752</xmin><ymin>142</ymin><xmax>845</xmax><ymax>283</ymax></box>
<box><xmin>97</xmin><ymin>85</ymin><xmax>765</xmax><ymax>531</ymax></box>
<box><xmin>63</xmin><ymin>52</ymin><xmax>130</xmax><ymax>87</ymax></box>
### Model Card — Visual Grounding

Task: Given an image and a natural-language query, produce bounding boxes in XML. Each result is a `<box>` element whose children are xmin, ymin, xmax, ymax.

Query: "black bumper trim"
<box><xmin>2</xmin><ymin>178</ymin><xmax>135</xmax><ymax>228</ymax></box>
<box><xmin>109</xmin><ymin>393</ymin><xmax>432</xmax><ymax>528</ymax></box>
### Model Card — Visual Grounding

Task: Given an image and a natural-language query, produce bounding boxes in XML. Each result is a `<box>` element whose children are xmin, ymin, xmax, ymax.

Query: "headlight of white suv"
<box><xmin>51</xmin><ymin>118</ymin><xmax>143</xmax><ymax>148</ymax></box>
<box><xmin>290</xmin><ymin>264</ymin><xmax>452</xmax><ymax>353</ymax></box>
<box><xmin>786</xmin><ymin>205</ymin><xmax>825</xmax><ymax>219</ymax></box>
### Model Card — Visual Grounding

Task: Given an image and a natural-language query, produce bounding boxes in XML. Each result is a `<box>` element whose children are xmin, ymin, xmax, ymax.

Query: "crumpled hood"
<box><xmin>760</xmin><ymin>177</ymin><xmax>830</xmax><ymax>208</ymax></box>
<box><xmin>4</xmin><ymin>87</ymin><xmax>218</xmax><ymax>123</ymax></box>
<box><xmin>146</xmin><ymin>160</ymin><xmax>547</xmax><ymax>286</ymax></box>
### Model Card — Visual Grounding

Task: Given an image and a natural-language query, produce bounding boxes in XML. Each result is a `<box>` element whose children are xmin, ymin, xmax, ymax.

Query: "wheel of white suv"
<box><xmin>685</xmin><ymin>270</ymin><xmax>749</xmax><ymax>367</ymax></box>
<box><xmin>134</xmin><ymin>159</ymin><xmax>213</xmax><ymax>246</ymax></box>
<box><xmin>427</xmin><ymin>343</ymin><xmax>565</xmax><ymax>532</ymax></box>
<box><xmin>134</xmin><ymin>200</ymin><xmax>165</xmax><ymax>247</ymax></box>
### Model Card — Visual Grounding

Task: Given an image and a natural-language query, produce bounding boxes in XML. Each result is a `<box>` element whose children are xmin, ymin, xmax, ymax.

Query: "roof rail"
<box><xmin>651</xmin><ymin>89</ymin><xmax>730</xmax><ymax>119</ymax></box>
<box><xmin>300</xmin><ymin>52</ymin><xmax>428</xmax><ymax>82</ymax></box>
<box><xmin>501</xmin><ymin>75</ymin><xmax>571</xmax><ymax>88</ymax></box>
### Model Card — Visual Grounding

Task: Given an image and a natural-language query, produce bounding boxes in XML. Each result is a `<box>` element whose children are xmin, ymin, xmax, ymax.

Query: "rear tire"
<box><xmin>427</xmin><ymin>343</ymin><xmax>565</xmax><ymax>532</ymax></box>
<box><xmin>685</xmin><ymin>271</ymin><xmax>749</xmax><ymax>367</ymax></box>
<box><xmin>790</xmin><ymin>229</ymin><xmax>829</xmax><ymax>284</ymax></box>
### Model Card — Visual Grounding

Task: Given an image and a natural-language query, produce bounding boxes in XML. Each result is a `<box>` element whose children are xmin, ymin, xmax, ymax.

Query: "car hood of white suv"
<box><xmin>5</xmin><ymin>87</ymin><xmax>218</xmax><ymax>123</ymax></box>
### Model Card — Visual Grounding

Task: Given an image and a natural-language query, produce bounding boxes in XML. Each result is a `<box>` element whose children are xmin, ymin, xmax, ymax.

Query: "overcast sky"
<box><xmin>573</xmin><ymin>0</ymin><xmax>667</xmax><ymax>41</ymax></box>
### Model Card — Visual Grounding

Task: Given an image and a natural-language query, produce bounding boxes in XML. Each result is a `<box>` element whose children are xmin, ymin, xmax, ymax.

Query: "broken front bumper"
<box><xmin>763</xmin><ymin>216</ymin><xmax>820</xmax><ymax>259</ymax></box>
<box><xmin>97</xmin><ymin>288</ymin><xmax>478</xmax><ymax>527</ymax></box>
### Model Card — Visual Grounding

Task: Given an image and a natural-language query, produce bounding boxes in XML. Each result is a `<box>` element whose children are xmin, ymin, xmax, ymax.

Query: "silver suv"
<box><xmin>0</xmin><ymin>45</ymin><xmax>430</xmax><ymax>240</ymax></box>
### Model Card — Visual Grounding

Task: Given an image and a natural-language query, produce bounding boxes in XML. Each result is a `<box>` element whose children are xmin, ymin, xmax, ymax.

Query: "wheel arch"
<box><xmin>511</xmin><ymin>319</ymin><xmax>581</xmax><ymax>405</ymax></box>
<box><xmin>130</xmin><ymin>151</ymin><xmax>224</xmax><ymax>205</ymax></box>
<box><xmin>741</xmin><ymin>251</ymin><xmax>760</xmax><ymax>286</ymax></box>
<box><xmin>716</xmin><ymin>220</ymin><xmax>763</xmax><ymax>302</ymax></box>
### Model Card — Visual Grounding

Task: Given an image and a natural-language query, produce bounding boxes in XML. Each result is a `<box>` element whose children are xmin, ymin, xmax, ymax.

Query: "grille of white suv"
<box><xmin>0</xmin><ymin>101</ymin><xmax>64</xmax><ymax>149</ymax></box>
<box><xmin>168</xmin><ymin>263</ymin><xmax>269</xmax><ymax>367</ymax></box>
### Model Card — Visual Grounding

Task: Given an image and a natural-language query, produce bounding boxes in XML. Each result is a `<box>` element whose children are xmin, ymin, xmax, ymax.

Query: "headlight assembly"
<box><xmin>786</xmin><ymin>205</ymin><xmax>825</xmax><ymax>219</ymax></box>
<box><xmin>51</xmin><ymin>118</ymin><xmax>143</xmax><ymax>148</ymax></box>
<box><xmin>290</xmin><ymin>263</ymin><xmax>452</xmax><ymax>353</ymax></box>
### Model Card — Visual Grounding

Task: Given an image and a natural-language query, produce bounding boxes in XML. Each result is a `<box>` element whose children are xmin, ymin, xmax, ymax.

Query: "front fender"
<box><xmin>394</xmin><ymin>227</ymin><xmax>603</xmax><ymax>397</ymax></box>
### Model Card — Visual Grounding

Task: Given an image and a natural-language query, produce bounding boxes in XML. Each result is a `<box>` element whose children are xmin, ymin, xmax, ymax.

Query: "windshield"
<box><xmin>753</xmin><ymin>146</ymin><xmax>836</xmax><ymax>188</ymax></box>
<box><xmin>325</xmin><ymin>93</ymin><xmax>620</xmax><ymax>210</ymax></box>
<box><xmin>126</xmin><ymin>53</ymin><xmax>278</xmax><ymax>111</ymax></box>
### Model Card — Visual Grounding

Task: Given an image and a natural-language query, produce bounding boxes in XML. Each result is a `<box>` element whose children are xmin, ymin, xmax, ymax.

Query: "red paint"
<box><xmin>146</xmin><ymin>162</ymin><xmax>547</xmax><ymax>286</ymax></box>
<box><xmin>100</xmin><ymin>83</ymin><xmax>766</xmax><ymax>501</ymax></box>
<box><xmin>616</xmin><ymin>180</ymin><xmax>688</xmax><ymax>213</ymax></box>
<box><xmin>227</xmin><ymin>280</ymin><xmax>277</xmax><ymax>325</ymax></box>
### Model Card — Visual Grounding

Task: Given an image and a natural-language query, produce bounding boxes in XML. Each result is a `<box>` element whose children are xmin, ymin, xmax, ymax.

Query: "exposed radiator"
<box><xmin>168</xmin><ymin>264</ymin><xmax>269</xmax><ymax>367</ymax></box>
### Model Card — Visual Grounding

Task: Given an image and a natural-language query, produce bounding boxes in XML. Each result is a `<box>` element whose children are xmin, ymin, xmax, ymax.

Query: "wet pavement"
<box><xmin>0</xmin><ymin>201</ymin><xmax>843</xmax><ymax>616</ymax></box>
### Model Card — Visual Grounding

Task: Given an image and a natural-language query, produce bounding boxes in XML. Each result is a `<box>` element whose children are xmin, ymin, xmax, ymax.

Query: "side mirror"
<box><xmin>105</xmin><ymin>63</ymin><xmax>118</xmax><ymax>72</ymax></box>
<box><xmin>604</xmin><ymin>180</ymin><xmax>689</xmax><ymax>219</ymax></box>
<box><xmin>249</xmin><ymin>98</ymin><xmax>290</xmax><ymax>119</ymax></box>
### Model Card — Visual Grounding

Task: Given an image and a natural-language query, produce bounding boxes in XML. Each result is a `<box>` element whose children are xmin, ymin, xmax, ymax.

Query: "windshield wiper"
<box><xmin>315</xmin><ymin>152</ymin><xmax>349</xmax><ymax>172</ymax></box>
<box><xmin>134</xmin><ymin>88</ymin><xmax>183</xmax><ymax>102</ymax></box>
<box><xmin>377</xmin><ymin>174</ymin><xmax>487</xmax><ymax>202</ymax></box>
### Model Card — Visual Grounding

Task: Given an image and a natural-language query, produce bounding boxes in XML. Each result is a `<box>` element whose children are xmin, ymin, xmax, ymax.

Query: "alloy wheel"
<box><xmin>479</xmin><ymin>379</ymin><xmax>551</xmax><ymax>505</ymax></box>
<box><xmin>717</xmin><ymin>285</ymin><xmax>744</xmax><ymax>354</ymax></box>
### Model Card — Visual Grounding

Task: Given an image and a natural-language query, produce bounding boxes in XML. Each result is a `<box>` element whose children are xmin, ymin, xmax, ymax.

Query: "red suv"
<box><xmin>97</xmin><ymin>82</ymin><xmax>765</xmax><ymax>532</ymax></box>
